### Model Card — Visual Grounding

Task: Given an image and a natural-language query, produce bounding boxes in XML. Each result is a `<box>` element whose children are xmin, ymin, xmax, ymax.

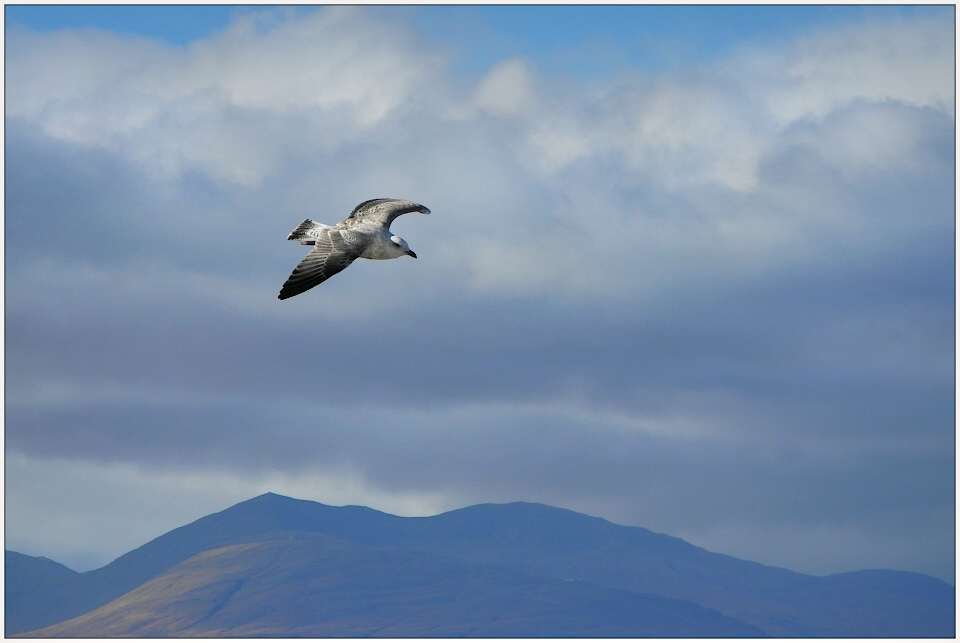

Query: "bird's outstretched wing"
<box><xmin>278</xmin><ymin>228</ymin><xmax>362</xmax><ymax>300</ymax></box>
<box><xmin>343</xmin><ymin>198</ymin><xmax>430</xmax><ymax>228</ymax></box>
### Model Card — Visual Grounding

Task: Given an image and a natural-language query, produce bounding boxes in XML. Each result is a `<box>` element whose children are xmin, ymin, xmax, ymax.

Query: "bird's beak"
<box><xmin>407</xmin><ymin>250</ymin><xmax>418</xmax><ymax>259</ymax></box>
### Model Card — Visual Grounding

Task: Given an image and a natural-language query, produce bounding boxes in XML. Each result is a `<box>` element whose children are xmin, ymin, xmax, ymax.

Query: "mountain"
<box><xmin>5</xmin><ymin>551</ymin><xmax>80</xmax><ymax>635</ymax></box>
<box><xmin>7</xmin><ymin>493</ymin><xmax>955</xmax><ymax>637</ymax></box>
<box><xmin>23</xmin><ymin>534</ymin><xmax>761</xmax><ymax>637</ymax></box>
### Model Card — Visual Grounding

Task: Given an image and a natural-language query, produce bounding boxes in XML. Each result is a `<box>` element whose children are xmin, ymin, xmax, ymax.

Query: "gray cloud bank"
<box><xmin>5</xmin><ymin>8</ymin><xmax>955</xmax><ymax>581</ymax></box>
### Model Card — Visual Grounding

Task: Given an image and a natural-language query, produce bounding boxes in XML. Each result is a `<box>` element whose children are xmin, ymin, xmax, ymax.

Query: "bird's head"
<box><xmin>391</xmin><ymin>235</ymin><xmax>417</xmax><ymax>258</ymax></box>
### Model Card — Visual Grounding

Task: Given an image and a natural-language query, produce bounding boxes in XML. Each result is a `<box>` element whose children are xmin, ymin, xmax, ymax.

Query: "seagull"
<box><xmin>278</xmin><ymin>198</ymin><xmax>431</xmax><ymax>300</ymax></box>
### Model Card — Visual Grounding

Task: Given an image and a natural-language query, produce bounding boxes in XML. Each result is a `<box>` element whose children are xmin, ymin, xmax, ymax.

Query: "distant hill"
<box><xmin>5</xmin><ymin>551</ymin><xmax>80</xmax><ymax>634</ymax></box>
<box><xmin>7</xmin><ymin>493</ymin><xmax>955</xmax><ymax>637</ymax></box>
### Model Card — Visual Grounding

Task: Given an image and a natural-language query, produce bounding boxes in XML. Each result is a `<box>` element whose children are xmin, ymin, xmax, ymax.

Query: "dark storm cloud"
<box><xmin>10</xmin><ymin>232</ymin><xmax>953</xmax><ymax>505</ymax></box>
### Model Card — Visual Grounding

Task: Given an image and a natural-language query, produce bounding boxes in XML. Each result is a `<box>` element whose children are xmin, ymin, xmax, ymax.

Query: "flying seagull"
<box><xmin>278</xmin><ymin>198</ymin><xmax>431</xmax><ymax>300</ymax></box>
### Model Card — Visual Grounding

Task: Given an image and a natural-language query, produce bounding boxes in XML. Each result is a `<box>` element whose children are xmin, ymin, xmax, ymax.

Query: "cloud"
<box><xmin>731</xmin><ymin>16</ymin><xmax>955</xmax><ymax>124</ymax></box>
<box><xmin>473</xmin><ymin>58</ymin><xmax>538</xmax><ymax>116</ymax></box>
<box><xmin>6</xmin><ymin>7</ymin><xmax>443</xmax><ymax>183</ymax></box>
<box><xmin>5</xmin><ymin>7</ymin><xmax>954</xmax><ymax>582</ymax></box>
<box><xmin>6</xmin><ymin>9</ymin><xmax>951</xmax><ymax>293</ymax></box>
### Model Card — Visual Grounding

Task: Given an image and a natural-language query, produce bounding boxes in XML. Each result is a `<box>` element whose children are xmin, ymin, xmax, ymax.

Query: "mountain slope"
<box><xmin>6</xmin><ymin>493</ymin><xmax>955</xmax><ymax>637</ymax></box>
<box><xmin>5</xmin><ymin>493</ymin><xmax>403</xmax><ymax>631</ymax></box>
<box><xmin>4</xmin><ymin>552</ymin><xmax>80</xmax><ymax>635</ymax></box>
<box><xmin>24</xmin><ymin>533</ymin><xmax>763</xmax><ymax>637</ymax></box>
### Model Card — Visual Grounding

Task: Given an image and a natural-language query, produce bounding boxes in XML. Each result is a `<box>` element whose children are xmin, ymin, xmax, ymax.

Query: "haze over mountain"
<box><xmin>7</xmin><ymin>493</ymin><xmax>954</xmax><ymax>637</ymax></box>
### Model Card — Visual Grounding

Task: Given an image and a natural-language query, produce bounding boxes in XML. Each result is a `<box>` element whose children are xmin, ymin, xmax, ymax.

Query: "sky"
<box><xmin>4</xmin><ymin>4</ymin><xmax>955</xmax><ymax>584</ymax></box>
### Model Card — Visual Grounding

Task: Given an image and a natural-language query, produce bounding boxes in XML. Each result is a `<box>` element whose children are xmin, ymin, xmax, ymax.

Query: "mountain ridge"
<box><xmin>7</xmin><ymin>492</ymin><xmax>954</xmax><ymax>637</ymax></box>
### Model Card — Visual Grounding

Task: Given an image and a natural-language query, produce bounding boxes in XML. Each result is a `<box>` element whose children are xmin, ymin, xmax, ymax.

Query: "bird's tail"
<box><xmin>286</xmin><ymin>219</ymin><xmax>320</xmax><ymax>241</ymax></box>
